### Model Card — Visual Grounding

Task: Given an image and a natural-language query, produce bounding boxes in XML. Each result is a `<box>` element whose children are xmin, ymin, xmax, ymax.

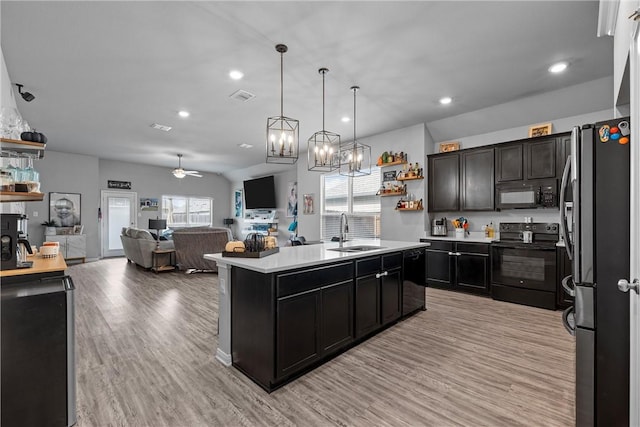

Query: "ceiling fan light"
<box><xmin>173</xmin><ymin>169</ymin><xmax>186</xmax><ymax>179</ymax></box>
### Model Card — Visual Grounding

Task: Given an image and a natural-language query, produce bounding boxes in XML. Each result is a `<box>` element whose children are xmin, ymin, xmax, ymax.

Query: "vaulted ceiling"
<box><xmin>1</xmin><ymin>1</ymin><xmax>612</xmax><ymax>175</ymax></box>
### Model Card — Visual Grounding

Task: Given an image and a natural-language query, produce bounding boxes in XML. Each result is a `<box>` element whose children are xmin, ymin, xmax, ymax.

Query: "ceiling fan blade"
<box><xmin>186</xmin><ymin>172</ymin><xmax>203</xmax><ymax>177</ymax></box>
<box><xmin>183</xmin><ymin>170</ymin><xmax>199</xmax><ymax>174</ymax></box>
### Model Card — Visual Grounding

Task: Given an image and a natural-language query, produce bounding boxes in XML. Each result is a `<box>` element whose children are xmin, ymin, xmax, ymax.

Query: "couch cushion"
<box><xmin>135</xmin><ymin>229</ymin><xmax>155</xmax><ymax>241</ymax></box>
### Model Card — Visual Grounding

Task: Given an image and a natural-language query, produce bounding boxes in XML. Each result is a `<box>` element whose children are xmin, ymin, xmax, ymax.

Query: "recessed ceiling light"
<box><xmin>548</xmin><ymin>62</ymin><xmax>568</xmax><ymax>73</ymax></box>
<box><xmin>439</xmin><ymin>97</ymin><xmax>452</xmax><ymax>105</ymax></box>
<box><xmin>341</xmin><ymin>116</ymin><xmax>351</xmax><ymax>123</ymax></box>
<box><xmin>229</xmin><ymin>70</ymin><xmax>244</xmax><ymax>80</ymax></box>
<box><xmin>238</xmin><ymin>143</ymin><xmax>253</xmax><ymax>149</ymax></box>
<box><xmin>178</xmin><ymin>110</ymin><xmax>190</xmax><ymax>118</ymax></box>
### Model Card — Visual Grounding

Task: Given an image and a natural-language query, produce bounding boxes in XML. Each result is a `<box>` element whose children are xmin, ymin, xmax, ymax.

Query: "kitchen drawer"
<box><xmin>277</xmin><ymin>262</ymin><xmax>353</xmax><ymax>298</ymax></box>
<box><xmin>356</xmin><ymin>256</ymin><xmax>381</xmax><ymax>277</ymax></box>
<box><xmin>382</xmin><ymin>252</ymin><xmax>402</xmax><ymax>270</ymax></box>
<box><xmin>423</xmin><ymin>240</ymin><xmax>454</xmax><ymax>251</ymax></box>
<box><xmin>456</xmin><ymin>242</ymin><xmax>490</xmax><ymax>255</ymax></box>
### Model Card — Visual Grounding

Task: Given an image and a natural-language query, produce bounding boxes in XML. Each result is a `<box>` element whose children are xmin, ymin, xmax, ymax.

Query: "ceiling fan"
<box><xmin>172</xmin><ymin>154</ymin><xmax>202</xmax><ymax>178</ymax></box>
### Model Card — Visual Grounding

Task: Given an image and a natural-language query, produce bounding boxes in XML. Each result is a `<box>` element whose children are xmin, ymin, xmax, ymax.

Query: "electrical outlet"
<box><xmin>32</xmin><ymin>211</ymin><xmax>38</xmax><ymax>217</ymax></box>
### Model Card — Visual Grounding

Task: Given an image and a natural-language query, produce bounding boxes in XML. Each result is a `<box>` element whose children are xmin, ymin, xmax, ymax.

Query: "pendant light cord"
<box><xmin>280</xmin><ymin>51</ymin><xmax>284</xmax><ymax>117</ymax></box>
<box><xmin>353</xmin><ymin>86</ymin><xmax>358</xmax><ymax>146</ymax></box>
<box><xmin>322</xmin><ymin>70</ymin><xmax>326</xmax><ymax>131</ymax></box>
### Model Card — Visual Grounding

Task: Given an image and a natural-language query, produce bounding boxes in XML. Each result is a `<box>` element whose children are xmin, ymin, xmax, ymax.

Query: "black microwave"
<box><xmin>495</xmin><ymin>179</ymin><xmax>558</xmax><ymax>209</ymax></box>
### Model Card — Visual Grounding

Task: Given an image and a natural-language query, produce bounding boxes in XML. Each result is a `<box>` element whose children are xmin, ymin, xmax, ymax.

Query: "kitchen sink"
<box><xmin>327</xmin><ymin>245</ymin><xmax>385</xmax><ymax>253</ymax></box>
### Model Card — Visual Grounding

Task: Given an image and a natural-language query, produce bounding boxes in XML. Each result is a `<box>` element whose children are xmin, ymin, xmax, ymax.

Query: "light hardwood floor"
<box><xmin>71</xmin><ymin>258</ymin><xmax>575</xmax><ymax>426</ymax></box>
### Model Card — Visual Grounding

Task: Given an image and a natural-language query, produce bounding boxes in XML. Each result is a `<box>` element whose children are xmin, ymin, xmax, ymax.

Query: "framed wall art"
<box><xmin>49</xmin><ymin>192</ymin><xmax>81</xmax><ymax>227</ymax></box>
<box><xmin>528</xmin><ymin>123</ymin><xmax>553</xmax><ymax>137</ymax></box>
<box><xmin>234</xmin><ymin>189</ymin><xmax>243</xmax><ymax>218</ymax></box>
<box><xmin>303</xmin><ymin>194</ymin><xmax>314</xmax><ymax>215</ymax></box>
<box><xmin>439</xmin><ymin>141</ymin><xmax>460</xmax><ymax>153</ymax></box>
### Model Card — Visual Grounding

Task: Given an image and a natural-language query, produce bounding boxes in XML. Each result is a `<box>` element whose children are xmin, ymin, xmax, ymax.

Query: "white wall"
<box><xmin>1</xmin><ymin>47</ymin><xmax>18</xmax><ymax>110</ymax></box>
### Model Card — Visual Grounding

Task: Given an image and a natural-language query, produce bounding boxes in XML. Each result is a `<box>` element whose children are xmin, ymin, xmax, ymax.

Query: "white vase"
<box><xmin>44</xmin><ymin>227</ymin><xmax>56</xmax><ymax>236</ymax></box>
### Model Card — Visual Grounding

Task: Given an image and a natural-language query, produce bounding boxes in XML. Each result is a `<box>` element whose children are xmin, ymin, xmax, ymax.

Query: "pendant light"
<box><xmin>339</xmin><ymin>86</ymin><xmax>371</xmax><ymax>177</ymax></box>
<box><xmin>266</xmin><ymin>44</ymin><xmax>299</xmax><ymax>164</ymax></box>
<box><xmin>307</xmin><ymin>68</ymin><xmax>340</xmax><ymax>172</ymax></box>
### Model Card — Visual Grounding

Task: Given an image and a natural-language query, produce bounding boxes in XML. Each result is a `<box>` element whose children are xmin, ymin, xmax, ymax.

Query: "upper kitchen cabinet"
<box><xmin>428</xmin><ymin>147</ymin><xmax>495</xmax><ymax>212</ymax></box>
<box><xmin>460</xmin><ymin>148</ymin><xmax>494</xmax><ymax>211</ymax></box>
<box><xmin>428</xmin><ymin>153</ymin><xmax>459</xmax><ymax>212</ymax></box>
<box><xmin>496</xmin><ymin>134</ymin><xmax>568</xmax><ymax>183</ymax></box>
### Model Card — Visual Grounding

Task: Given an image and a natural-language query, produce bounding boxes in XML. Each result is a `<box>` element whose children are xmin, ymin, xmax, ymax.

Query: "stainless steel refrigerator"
<box><xmin>560</xmin><ymin>117</ymin><xmax>630</xmax><ymax>426</ymax></box>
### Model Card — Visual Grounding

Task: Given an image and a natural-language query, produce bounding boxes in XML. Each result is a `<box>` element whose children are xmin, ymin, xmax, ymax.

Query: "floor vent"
<box><xmin>229</xmin><ymin>89</ymin><xmax>256</xmax><ymax>102</ymax></box>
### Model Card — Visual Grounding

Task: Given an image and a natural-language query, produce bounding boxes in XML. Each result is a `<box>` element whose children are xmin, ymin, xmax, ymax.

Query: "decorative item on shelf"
<box><xmin>41</xmin><ymin>219</ymin><xmax>58</xmax><ymax>236</ymax></box>
<box><xmin>439</xmin><ymin>141</ymin><xmax>460</xmax><ymax>153</ymax></box>
<box><xmin>339</xmin><ymin>86</ymin><xmax>371</xmax><ymax>177</ymax></box>
<box><xmin>528</xmin><ymin>122</ymin><xmax>553</xmax><ymax>137</ymax></box>
<box><xmin>266</xmin><ymin>44</ymin><xmax>299</xmax><ymax>164</ymax></box>
<box><xmin>307</xmin><ymin>68</ymin><xmax>340</xmax><ymax>172</ymax></box>
<box><xmin>20</xmin><ymin>129</ymin><xmax>47</xmax><ymax>144</ymax></box>
<box><xmin>148</xmin><ymin>217</ymin><xmax>167</xmax><ymax>250</ymax></box>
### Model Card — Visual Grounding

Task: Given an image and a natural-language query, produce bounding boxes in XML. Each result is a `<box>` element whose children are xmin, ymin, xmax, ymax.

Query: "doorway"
<box><xmin>101</xmin><ymin>190</ymin><xmax>137</xmax><ymax>258</ymax></box>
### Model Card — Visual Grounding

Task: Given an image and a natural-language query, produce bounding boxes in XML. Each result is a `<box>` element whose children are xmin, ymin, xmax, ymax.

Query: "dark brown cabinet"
<box><xmin>355</xmin><ymin>252</ymin><xmax>402</xmax><ymax>338</ymax></box>
<box><xmin>428</xmin><ymin>153</ymin><xmax>460</xmax><ymax>212</ymax></box>
<box><xmin>556</xmin><ymin>247</ymin><xmax>573</xmax><ymax>309</ymax></box>
<box><xmin>526</xmin><ymin>137</ymin><xmax>557</xmax><ymax>180</ymax></box>
<box><xmin>496</xmin><ymin>144</ymin><xmax>523</xmax><ymax>182</ymax></box>
<box><xmin>424</xmin><ymin>240</ymin><xmax>490</xmax><ymax>295</ymax></box>
<box><xmin>557</xmin><ymin>134</ymin><xmax>572</xmax><ymax>202</ymax></box>
<box><xmin>461</xmin><ymin>148</ymin><xmax>495</xmax><ymax>210</ymax></box>
<box><xmin>321</xmin><ymin>280</ymin><xmax>354</xmax><ymax>354</ymax></box>
<box><xmin>496</xmin><ymin>136</ymin><xmax>566</xmax><ymax>184</ymax></box>
<box><xmin>276</xmin><ymin>289</ymin><xmax>321</xmax><ymax>378</ymax></box>
<box><xmin>428</xmin><ymin>147</ymin><xmax>494</xmax><ymax>212</ymax></box>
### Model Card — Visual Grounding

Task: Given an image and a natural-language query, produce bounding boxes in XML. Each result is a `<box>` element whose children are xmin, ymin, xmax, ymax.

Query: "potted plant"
<box><xmin>41</xmin><ymin>219</ymin><xmax>58</xmax><ymax>236</ymax></box>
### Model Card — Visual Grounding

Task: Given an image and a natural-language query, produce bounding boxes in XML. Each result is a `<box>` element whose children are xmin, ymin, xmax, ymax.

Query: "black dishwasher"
<box><xmin>402</xmin><ymin>248</ymin><xmax>426</xmax><ymax>316</ymax></box>
<box><xmin>1</xmin><ymin>274</ymin><xmax>76</xmax><ymax>427</ymax></box>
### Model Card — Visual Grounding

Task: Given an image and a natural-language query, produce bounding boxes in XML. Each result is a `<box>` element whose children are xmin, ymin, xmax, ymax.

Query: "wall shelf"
<box><xmin>379</xmin><ymin>160</ymin><xmax>407</xmax><ymax>168</ymax></box>
<box><xmin>395</xmin><ymin>207</ymin><xmax>424</xmax><ymax>211</ymax></box>
<box><xmin>377</xmin><ymin>191</ymin><xmax>406</xmax><ymax>197</ymax></box>
<box><xmin>0</xmin><ymin>191</ymin><xmax>45</xmax><ymax>203</ymax></box>
<box><xmin>0</xmin><ymin>138</ymin><xmax>46</xmax><ymax>159</ymax></box>
<box><xmin>396</xmin><ymin>175</ymin><xmax>424</xmax><ymax>181</ymax></box>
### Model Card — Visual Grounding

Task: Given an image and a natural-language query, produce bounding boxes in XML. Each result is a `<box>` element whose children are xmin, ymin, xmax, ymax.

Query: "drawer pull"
<box><xmin>375</xmin><ymin>271</ymin><xmax>389</xmax><ymax>279</ymax></box>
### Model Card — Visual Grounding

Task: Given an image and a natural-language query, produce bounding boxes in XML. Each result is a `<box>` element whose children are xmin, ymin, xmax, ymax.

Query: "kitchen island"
<box><xmin>206</xmin><ymin>239</ymin><xmax>427</xmax><ymax>391</ymax></box>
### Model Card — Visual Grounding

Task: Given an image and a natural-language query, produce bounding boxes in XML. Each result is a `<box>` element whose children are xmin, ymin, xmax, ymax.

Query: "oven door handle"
<box><xmin>562</xmin><ymin>306</ymin><xmax>575</xmax><ymax>336</ymax></box>
<box><xmin>559</xmin><ymin>156</ymin><xmax>572</xmax><ymax>260</ymax></box>
<box><xmin>561</xmin><ymin>275</ymin><xmax>575</xmax><ymax>297</ymax></box>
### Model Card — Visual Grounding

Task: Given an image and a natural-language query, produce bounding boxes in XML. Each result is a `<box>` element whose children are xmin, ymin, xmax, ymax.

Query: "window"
<box><xmin>321</xmin><ymin>168</ymin><xmax>381</xmax><ymax>240</ymax></box>
<box><xmin>162</xmin><ymin>195</ymin><xmax>212</xmax><ymax>227</ymax></box>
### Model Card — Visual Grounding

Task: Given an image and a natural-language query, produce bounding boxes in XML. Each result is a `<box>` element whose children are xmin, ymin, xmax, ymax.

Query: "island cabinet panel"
<box><xmin>355</xmin><ymin>252</ymin><xmax>403</xmax><ymax>339</ymax></box>
<box><xmin>276</xmin><ymin>289</ymin><xmax>322</xmax><ymax>378</ymax></box>
<box><xmin>321</xmin><ymin>280</ymin><xmax>354</xmax><ymax>354</ymax></box>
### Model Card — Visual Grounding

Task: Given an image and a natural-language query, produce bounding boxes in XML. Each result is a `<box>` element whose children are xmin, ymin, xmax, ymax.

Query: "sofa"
<box><xmin>120</xmin><ymin>227</ymin><xmax>175</xmax><ymax>269</ymax></box>
<box><xmin>172</xmin><ymin>226</ymin><xmax>232</xmax><ymax>272</ymax></box>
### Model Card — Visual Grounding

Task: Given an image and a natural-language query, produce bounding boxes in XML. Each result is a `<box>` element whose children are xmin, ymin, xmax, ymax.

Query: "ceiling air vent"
<box><xmin>150</xmin><ymin>123</ymin><xmax>172</xmax><ymax>132</ymax></box>
<box><xmin>229</xmin><ymin>89</ymin><xmax>256</xmax><ymax>102</ymax></box>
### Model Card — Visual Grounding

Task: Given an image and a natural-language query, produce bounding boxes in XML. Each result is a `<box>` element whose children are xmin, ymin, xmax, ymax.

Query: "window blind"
<box><xmin>162</xmin><ymin>195</ymin><xmax>213</xmax><ymax>227</ymax></box>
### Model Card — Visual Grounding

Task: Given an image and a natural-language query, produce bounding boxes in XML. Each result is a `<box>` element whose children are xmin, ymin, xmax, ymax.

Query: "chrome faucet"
<box><xmin>339</xmin><ymin>212</ymin><xmax>349</xmax><ymax>248</ymax></box>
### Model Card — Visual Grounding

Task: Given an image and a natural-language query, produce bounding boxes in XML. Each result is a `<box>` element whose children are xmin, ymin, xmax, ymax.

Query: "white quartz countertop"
<box><xmin>206</xmin><ymin>239</ymin><xmax>427</xmax><ymax>274</ymax></box>
<box><xmin>422</xmin><ymin>232</ymin><xmax>498</xmax><ymax>243</ymax></box>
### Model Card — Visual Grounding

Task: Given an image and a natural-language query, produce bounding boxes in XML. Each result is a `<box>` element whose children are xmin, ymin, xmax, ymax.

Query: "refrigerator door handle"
<box><xmin>571</xmin><ymin>126</ymin><xmax>581</xmax><ymax>284</ymax></box>
<box><xmin>562</xmin><ymin>306</ymin><xmax>575</xmax><ymax>336</ymax></box>
<box><xmin>562</xmin><ymin>274</ymin><xmax>576</xmax><ymax>297</ymax></box>
<box><xmin>559</xmin><ymin>156</ymin><xmax>572</xmax><ymax>260</ymax></box>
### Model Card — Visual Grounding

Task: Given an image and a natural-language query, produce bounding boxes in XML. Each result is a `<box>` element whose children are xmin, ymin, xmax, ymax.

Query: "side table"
<box><xmin>151</xmin><ymin>249</ymin><xmax>176</xmax><ymax>273</ymax></box>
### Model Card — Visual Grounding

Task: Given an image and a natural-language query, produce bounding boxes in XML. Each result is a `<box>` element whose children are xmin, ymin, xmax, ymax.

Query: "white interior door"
<box><xmin>629</xmin><ymin>9</ymin><xmax>640</xmax><ymax>426</ymax></box>
<box><xmin>101</xmin><ymin>190</ymin><xmax>137</xmax><ymax>258</ymax></box>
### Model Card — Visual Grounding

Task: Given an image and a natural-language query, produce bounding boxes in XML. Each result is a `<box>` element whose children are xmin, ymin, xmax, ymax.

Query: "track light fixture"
<box><xmin>15</xmin><ymin>84</ymin><xmax>35</xmax><ymax>102</ymax></box>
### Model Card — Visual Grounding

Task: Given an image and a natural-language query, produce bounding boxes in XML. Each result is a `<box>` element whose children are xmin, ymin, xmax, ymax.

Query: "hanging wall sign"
<box><xmin>108</xmin><ymin>180</ymin><xmax>132</xmax><ymax>189</ymax></box>
<box><xmin>383</xmin><ymin>171</ymin><xmax>397</xmax><ymax>182</ymax></box>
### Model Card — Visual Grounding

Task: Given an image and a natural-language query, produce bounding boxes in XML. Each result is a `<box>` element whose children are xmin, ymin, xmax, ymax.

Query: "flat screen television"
<box><xmin>243</xmin><ymin>175</ymin><xmax>277</xmax><ymax>210</ymax></box>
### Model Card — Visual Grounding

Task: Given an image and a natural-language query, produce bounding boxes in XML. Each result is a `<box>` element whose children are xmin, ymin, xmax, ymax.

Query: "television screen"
<box><xmin>243</xmin><ymin>175</ymin><xmax>277</xmax><ymax>209</ymax></box>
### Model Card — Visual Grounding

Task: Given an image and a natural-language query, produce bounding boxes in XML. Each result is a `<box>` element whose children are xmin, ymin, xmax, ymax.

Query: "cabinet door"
<box><xmin>65</xmin><ymin>235</ymin><xmax>86</xmax><ymax>259</ymax></box>
<box><xmin>461</xmin><ymin>148</ymin><xmax>494</xmax><ymax>211</ymax></box>
<box><xmin>495</xmin><ymin>144</ymin><xmax>523</xmax><ymax>182</ymax></box>
<box><xmin>428</xmin><ymin>153</ymin><xmax>460</xmax><ymax>212</ymax></box>
<box><xmin>381</xmin><ymin>268</ymin><xmax>401</xmax><ymax>325</ymax></box>
<box><xmin>526</xmin><ymin>138</ymin><xmax>557</xmax><ymax>180</ymax></box>
<box><xmin>557</xmin><ymin>135</ymin><xmax>572</xmax><ymax>202</ymax></box>
<box><xmin>276</xmin><ymin>289</ymin><xmax>321</xmax><ymax>379</ymax></box>
<box><xmin>425</xmin><ymin>249</ymin><xmax>453</xmax><ymax>288</ymax></box>
<box><xmin>355</xmin><ymin>275</ymin><xmax>381</xmax><ymax>338</ymax></box>
<box><xmin>321</xmin><ymin>280</ymin><xmax>354</xmax><ymax>354</ymax></box>
<box><xmin>455</xmin><ymin>252</ymin><xmax>490</xmax><ymax>294</ymax></box>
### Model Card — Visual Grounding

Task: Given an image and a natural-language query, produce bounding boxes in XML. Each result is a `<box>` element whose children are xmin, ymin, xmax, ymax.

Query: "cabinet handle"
<box><xmin>448</xmin><ymin>252</ymin><xmax>455</xmax><ymax>256</ymax></box>
<box><xmin>455</xmin><ymin>252</ymin><xmax>462</xmax><ymax>256</ymax></box>
<box><xmin>375</xmin><ymin>271</ymin><xmax>389</xmax><ymax>279</ymax></box>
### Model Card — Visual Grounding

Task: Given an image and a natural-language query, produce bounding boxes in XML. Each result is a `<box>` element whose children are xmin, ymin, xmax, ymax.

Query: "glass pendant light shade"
<box><xmin>308</xmin><ymin>68</ymin><xmax>340</xmax><ymax>172</ymax></box>
<box><xmin>339</xmin><ymin>86</ymin><xmax>371</xmax><ymax>177</ymax></box>
<box><xmin>266</xmin><ymin>44</ymin><xmax>299</xmax><ymax>164</ymax></box>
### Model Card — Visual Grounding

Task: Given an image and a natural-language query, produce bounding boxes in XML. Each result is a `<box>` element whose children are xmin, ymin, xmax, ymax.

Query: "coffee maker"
<box><xmin>1</xmin><ymin>213</ymin><xmax>32</xmax><ymax>270</ymax></box>
<box><xmin>431</xmin><ymin>217</ymin><xmax>448</xmax><ymax>236</ymax></box>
